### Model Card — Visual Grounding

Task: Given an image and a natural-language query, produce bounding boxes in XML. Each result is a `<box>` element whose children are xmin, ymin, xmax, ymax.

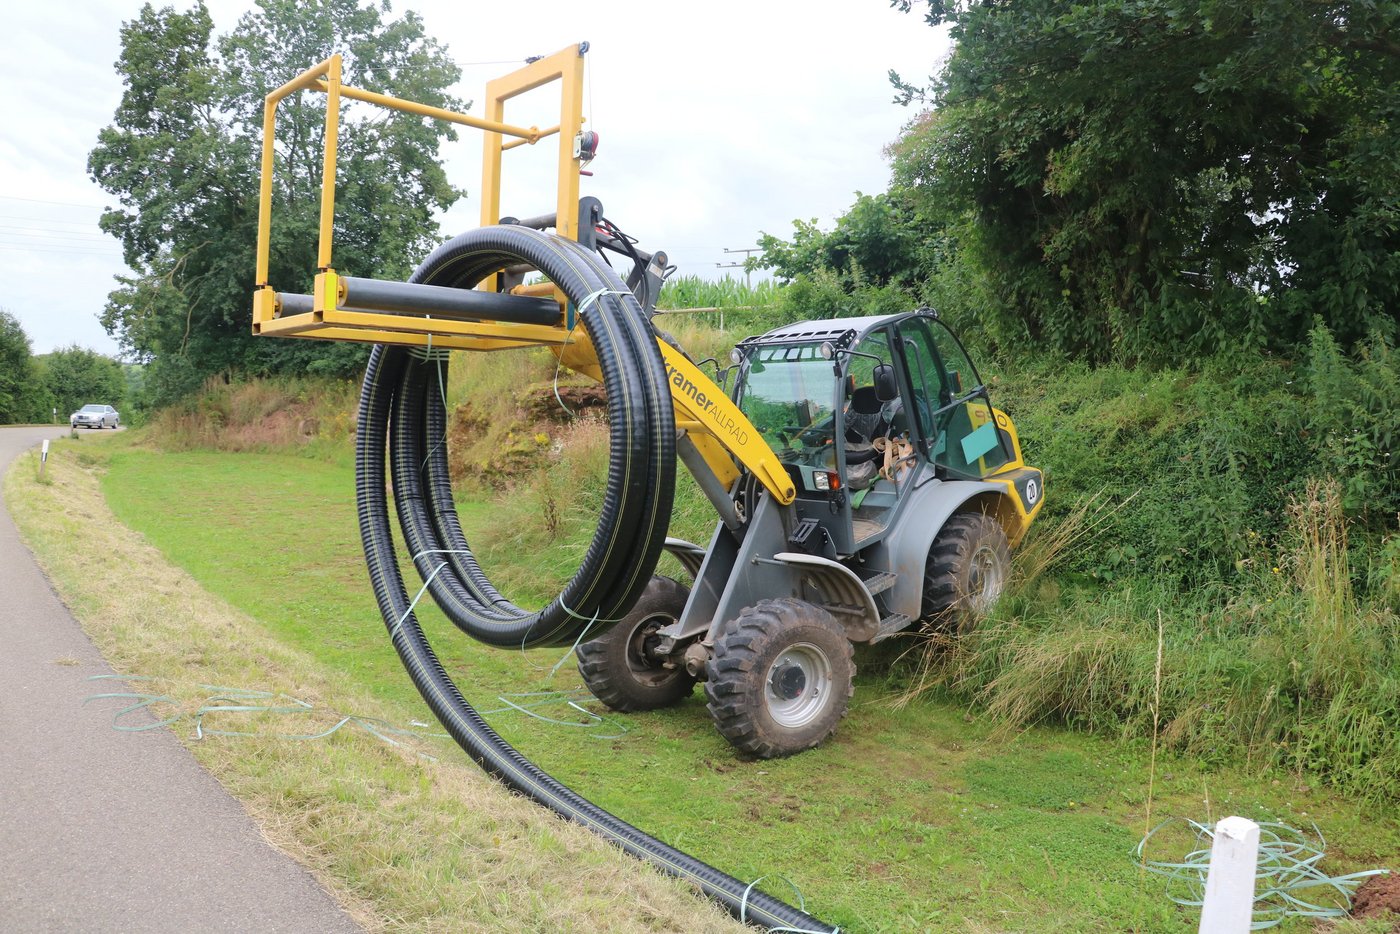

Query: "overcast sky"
<box><xmin>0</xmin><ymin>1</ymin><xmax>951</xmax><ymax>357</ymax></box>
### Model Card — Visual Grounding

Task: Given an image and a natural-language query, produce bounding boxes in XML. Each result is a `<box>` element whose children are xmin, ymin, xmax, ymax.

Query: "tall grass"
<box><xmin>908</xmin><ymin>480</ymin><xmax>1400</xmax><ymax>801</ymax></box>
<box><xmin>145</xmin><ymin>374</ymin><xmax>360</xmax><ymax>459</ymax></box>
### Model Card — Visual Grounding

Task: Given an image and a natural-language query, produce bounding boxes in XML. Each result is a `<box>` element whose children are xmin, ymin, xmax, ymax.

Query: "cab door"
<box><xmin>896</xmin><ymin>316</ymin><xmax>1014</xmax><ymax>479</ymax></box>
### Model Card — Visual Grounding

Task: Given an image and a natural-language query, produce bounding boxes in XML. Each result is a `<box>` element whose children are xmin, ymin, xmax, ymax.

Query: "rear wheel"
<box><xmin>705</xmin><ymin>599</ymin><xmax>854</xmax><ymax>759</ymax></box>
<box><xmin>922</xmin><ymin>512</ymin><xmax>1010</xmax><ymax>631</ymax></box>
<box><xmin>577</xmin><ymin>576</ymin><xmax>696</xmax><ymax>712</ymax></box>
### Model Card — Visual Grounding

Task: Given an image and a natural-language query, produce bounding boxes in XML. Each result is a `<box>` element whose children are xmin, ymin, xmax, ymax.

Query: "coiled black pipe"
<box><xmin>356</xmin><ymin>225</ymin><xmax>837</xmax><ymax>932</ymax></box>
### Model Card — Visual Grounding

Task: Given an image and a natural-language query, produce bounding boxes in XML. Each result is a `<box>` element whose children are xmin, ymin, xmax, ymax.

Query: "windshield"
<box><xmin>737</xmin><ymin>343</ymin><xmax>838</xmax><ymax>458</ymax></box>
<box><xmin>81</xmin><ymin>405</ymin><xmax>106</xmax><ymax>412</ymax></box>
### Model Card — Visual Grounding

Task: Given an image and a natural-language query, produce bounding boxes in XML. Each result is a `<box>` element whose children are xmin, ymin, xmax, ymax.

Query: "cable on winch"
<box><xmin>356</xmin><ymin>224</ymin><xmax>838</xmax><ymax>933</ymax></box>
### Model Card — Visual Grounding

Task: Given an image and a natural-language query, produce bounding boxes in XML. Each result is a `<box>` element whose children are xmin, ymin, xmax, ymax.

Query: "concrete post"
<box><xmin>1199</xmin><ymin>816</ymin><xmax>1261</xmax><ymax>934</ymax></box>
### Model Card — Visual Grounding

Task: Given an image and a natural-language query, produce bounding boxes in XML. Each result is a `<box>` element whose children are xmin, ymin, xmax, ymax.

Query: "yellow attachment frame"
<box><xmin>251</xmin><ymin>44</ymin><xmax>587</xmax><ymax>347</ymax></box>
<box><xmin>249</xmin><ymin>46</ymin><xmax>796</xmax><ymax>506</ymax></box>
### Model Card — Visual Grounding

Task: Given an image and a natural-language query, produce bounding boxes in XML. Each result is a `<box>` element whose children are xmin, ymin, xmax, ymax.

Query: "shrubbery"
<box><xmin>912</xmin><ymin>324</ymin><xmax>1400</xmax><ymax>800</ymax></box>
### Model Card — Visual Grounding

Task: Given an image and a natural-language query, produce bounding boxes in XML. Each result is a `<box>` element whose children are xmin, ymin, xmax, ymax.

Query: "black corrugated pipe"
<box><xmin>356</xmin><ymin>225</ymin><xmax>838</xmax><ymax>932</ymax></box>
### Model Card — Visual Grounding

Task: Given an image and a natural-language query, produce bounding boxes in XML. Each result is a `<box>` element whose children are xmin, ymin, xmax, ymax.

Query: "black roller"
<box><xmin>356</xmin><ymin>225</ymin><xmax>837</xmax><ymax>932</ymax></box>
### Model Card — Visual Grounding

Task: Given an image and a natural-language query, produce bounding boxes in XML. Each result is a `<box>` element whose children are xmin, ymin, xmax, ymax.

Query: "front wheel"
<box><xmin>921</xmin><ymin>512</ymin><xmax>1010</xmax><ymax>631</ymax></box>
<box><xmin>577</xmin><ymin>576</ymin><xmax>696</xmax><ymax>712</ymax></box>
<box><xmin>705</xmin><ymin>599</ymin><xmax>854</xmax><ymax>759</ymax></box>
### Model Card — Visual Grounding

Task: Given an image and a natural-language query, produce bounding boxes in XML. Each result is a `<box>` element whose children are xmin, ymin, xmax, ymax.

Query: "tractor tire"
<box><xmin>921</xmin><ymin>512</ymin><xmax>1010</xmax><ymax>631</ymax></box>
<box><xmin>577</xmin><ymin>576</ymin><xmax>696</xmax><ymax>712</ymax></box>
<box><xmin>705</xmin><ymin>599</ymin><xmax>854</xmax><ymax>759</ymax></box>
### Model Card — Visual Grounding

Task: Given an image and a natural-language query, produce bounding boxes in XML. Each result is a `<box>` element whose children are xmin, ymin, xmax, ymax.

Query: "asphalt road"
<box><xmin>0</xmin><ymin>426</ymin><xmax>361</xmax><ymax>933</ymax></box>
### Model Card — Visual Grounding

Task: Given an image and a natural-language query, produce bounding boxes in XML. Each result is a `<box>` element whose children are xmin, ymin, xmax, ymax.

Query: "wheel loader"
<box><xmin>575</xmin><ymin>308</ymin><xmax>1043</xmax><ymax>756</ymax></box>
<box><xmin>249</xmin><ymin>43</ymin><xmax>1043</xmax><ymax>764</ymax></box>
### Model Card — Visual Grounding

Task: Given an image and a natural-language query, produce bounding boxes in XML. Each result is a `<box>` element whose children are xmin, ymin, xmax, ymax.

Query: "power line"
<box><xmin>0</xmin><ymin>194</ymin><xmax>105</xmax><ymax>209</ymax></box>
<box><xmin>0</xmin><ymin>243</ymin><xmax>123</xmax><ymax>258</ymax></box>
<box><xmin>716</xmin><ymin>246</ymin><xmax>761</xmax><ymax>288</ymax></box>
<box><xmin>0</xmin><ymin>226</ymin><xmax>113</xmax><ymax>242</ymax></box>
<box><xmin>0</xmin><ymin>213</ymin><xmax>106</xmax><ymax>229</ymax></box>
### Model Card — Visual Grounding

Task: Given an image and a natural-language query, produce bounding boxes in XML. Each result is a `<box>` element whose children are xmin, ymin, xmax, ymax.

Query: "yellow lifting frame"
<box><xmin>251</xmin><ymin>48</ymin><xmax>578</xmax><ymax>337</ymax></box>
<box><xmin>248</xmin><ymin>46</ymin><xmax>795</xmax><ymax>505</ymax></box>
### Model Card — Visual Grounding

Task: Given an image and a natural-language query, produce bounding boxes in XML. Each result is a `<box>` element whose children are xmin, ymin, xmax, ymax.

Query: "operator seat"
<box><xmin>843</xmin><ymin>386</ymin><xmax>884</xmax><ymax>462</ymax></box>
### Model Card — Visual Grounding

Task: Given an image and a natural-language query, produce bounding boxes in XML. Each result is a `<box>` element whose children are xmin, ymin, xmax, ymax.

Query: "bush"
<box><xmin>1306</xmin><ymin>325</ymin><xmax>1400</xmax><ymax>522</ymax></box>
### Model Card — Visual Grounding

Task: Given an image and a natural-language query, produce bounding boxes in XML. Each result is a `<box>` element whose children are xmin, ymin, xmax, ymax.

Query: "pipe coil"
<box><xmin>356</xmin><ymin>225</ymin><xmax>836</xmax><ymax>932</ymax></box>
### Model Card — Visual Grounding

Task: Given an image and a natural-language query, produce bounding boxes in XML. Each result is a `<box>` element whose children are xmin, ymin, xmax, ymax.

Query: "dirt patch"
<box><xmin>1351</xmin><ymin>871</ymin><xmax>1400</xmax><ymax>921</ymax></box>
<box><xmin>519</xmin><ymin>382</ymin><xmax>608</xmax><ymax>422</ymax></box>
<box><xmin>445</xmin><ymin>399</ymin><xmax>556</xmax><ymax>487</ymax></box>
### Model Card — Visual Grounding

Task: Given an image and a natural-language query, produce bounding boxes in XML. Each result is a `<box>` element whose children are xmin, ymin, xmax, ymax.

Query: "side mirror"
<box><xmin>873</xmin><ymin>364</ymin><xmax>898</xmax><ymax>402</ymax></box>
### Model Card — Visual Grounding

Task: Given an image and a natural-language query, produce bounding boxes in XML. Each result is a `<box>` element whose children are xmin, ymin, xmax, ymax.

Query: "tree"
<box><xmin>756</xmin><ymin>191</ymin><xmax>926</xmax><ymax>291</ymax></box>
<box><xmin>0</xmin><ymin>310</ymin><xmax>44</xmax><ymax>424</ymax></box>
<box><xmin>889</xmin><ymin>0</ymin><xmax>1400</xmax><ymax>363</ymax></box>
<box><xmin>89</xmin><ymin>0</ymin><xmax>463</xmax><ymax>403</ymax></box>
<box><xmin>752</xmin><ymin>190</ymin><xmax>930</xmax><ymax>322</ymax></box>
<box><xmin>40</xmin><ymin>347</ymin><xmax>127</xmax><ymax>418</ymax></box>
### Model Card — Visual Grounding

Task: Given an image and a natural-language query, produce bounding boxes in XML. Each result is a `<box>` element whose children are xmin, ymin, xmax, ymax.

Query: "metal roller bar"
<box><xmin>339</xmin><ymin>277</ymin><xmax>559</xmax><ymax>324</ymax></box>
<box><xmin>501</xmin><ymin>211</ymin><xmax>559</xmax><ymax>230</ymax></box>
<box><xmin>278</xmin><ymin>293</ymin><xmax>315</xmax><ymax>316</ymax></box>
<box><xmin>277</xmin><ymin>278</ymin><xmax>561</xmax><ymax>325</ymax></box>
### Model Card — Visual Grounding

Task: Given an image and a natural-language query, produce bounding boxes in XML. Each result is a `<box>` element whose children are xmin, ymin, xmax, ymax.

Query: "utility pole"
<box><xmin>716</xmin><ymin>247</ymin><xmax>761</xmax><ymax>289</ymax></box>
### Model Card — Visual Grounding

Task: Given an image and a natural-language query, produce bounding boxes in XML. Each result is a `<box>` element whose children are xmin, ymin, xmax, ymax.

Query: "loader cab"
<box><xmin>732</xmin><ymin>310</ymin><xmax>1015</xmax><ymax>557</ymax></box>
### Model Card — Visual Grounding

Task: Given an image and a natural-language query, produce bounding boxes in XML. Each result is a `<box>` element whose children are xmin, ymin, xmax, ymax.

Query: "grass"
<box><xmin>4</xmin><ymin>439</ymin><xmax>744</xmax><ymax>934</ymax></box>
<box><xmin>7</xmin><ymin>435</ymin><xmax>1396</xmax><ymax>931</ymax></box>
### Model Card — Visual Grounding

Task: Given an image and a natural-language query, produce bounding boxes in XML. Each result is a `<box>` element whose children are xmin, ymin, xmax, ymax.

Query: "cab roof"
<box><xmin>738</xmin><ymin>310</ymin><xmax>933</xmax><ymax>350</ymax></box>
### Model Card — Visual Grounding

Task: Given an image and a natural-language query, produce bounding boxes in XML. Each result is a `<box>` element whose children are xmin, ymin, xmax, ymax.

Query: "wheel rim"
<box><xmin>764</xmin><ymin>642</ymin><xmax>833</xmax><ymax>729</ymax></box>
<box><xmin>625</xmin><ymin>615</ymin><xmax>679</xmax><ymax>687</ymax></box>
<box><xmin>966</xmin><ymin>544</ymin><xmax>1005</xmax><ymax>613</ymax></box>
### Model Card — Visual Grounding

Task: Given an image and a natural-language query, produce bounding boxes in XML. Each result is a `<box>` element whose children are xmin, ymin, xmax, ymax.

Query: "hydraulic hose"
<box><xmin>357</xmin><ymin>225</ymin><xmax>837</xmax><ymax>932</ymax></box>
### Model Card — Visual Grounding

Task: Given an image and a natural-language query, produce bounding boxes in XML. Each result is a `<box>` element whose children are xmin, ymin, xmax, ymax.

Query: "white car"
<box><xmin>71</xmin><ymin>404</ymin><xmax>120</xmax><ymax>429</ymax></box>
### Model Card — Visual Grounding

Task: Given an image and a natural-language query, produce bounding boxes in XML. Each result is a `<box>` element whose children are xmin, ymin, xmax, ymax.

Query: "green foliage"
<box><xmin>995</xmin><ymin>356</ymin><xmax>1310</xmax><ymax>587</ymax></box>
<box><xmin>756</xmin><ymin>191</ymin><xmax>926</xmax><ymax>291</ymax></box>
<box><xmin>771</xmin><ymin>265</ymin><xmax>914</xmax><ymax>324</ymax></box>
<box><xmin>89</xmin><ymin>0</ymin><xmax>463</xmax><ymax>404</ymax></box>
<box><xmin>0</xmin><ymin>309</ymin><xmax>48</xmax><ymax>423</ymax></box>
<box><xmin>926</xmin><ymin>483</ymin><xmax>1400</xmax><ymax>803</ymax></box>
<box><xmin>752</xmin><ymin>191</ymin><xmax>930</xmax><ymax>326</ymax></box>
<box><xmin>921</xmin><ymin>323</ymin><xmax>1400</xmax><ymax>800</ymax></box>
<box><xmin>1305</xmin><ymin>325</ymin><xmax>1400</xmax><ymax>521</ymax></box>
<box><xmin>890</xmin><ymin>0</ymin><xmax>1400</xmax><ymax>363</ymax></box>
<box><xmin>39</xmin><ymin>346</ymin><xmax>127</xmax><ymax>418</ymax></box>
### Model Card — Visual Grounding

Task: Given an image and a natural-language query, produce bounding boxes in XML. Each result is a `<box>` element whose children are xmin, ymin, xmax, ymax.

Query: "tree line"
<box><xmin>760</xmin><ymin>0</ymin><xmax>1399</xmax><ymax>365</ymax></box>
<box><xmin>86</xmin><ymin>0</ymin><xmax>1398</xmax><ymax>398</ymax></box>
<box><xmin>0</xmin><ymin>310</ymin><xmax>129</xmax><ymax>424</ymax></box>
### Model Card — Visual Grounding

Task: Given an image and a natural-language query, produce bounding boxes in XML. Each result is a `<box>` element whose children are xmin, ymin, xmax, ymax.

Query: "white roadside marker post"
<box><xmin>40</xmin><ymin>439</ymin><xmax>50</xmax><ymax>480</ymax></box>
<box><xmin>1199</xmin><ymin>816</ymin><xmax>1261</xmax><ymax>934</ymax></box>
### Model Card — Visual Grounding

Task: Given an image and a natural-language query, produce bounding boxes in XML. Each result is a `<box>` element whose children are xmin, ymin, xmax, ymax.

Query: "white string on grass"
<box><xmin>83</xmin><ymin>674</ymin><xmax>450</xmax><ymax>759</ymax></box>
<box><xmin>1137</xmin><ymin>818</ymin><xmax>1389</xmax><ymax>929</ymax></box>
<box><xmin>739</xmin><ymin>875</ymin><xmax>839</xmax><ymax>934</ymax></box>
